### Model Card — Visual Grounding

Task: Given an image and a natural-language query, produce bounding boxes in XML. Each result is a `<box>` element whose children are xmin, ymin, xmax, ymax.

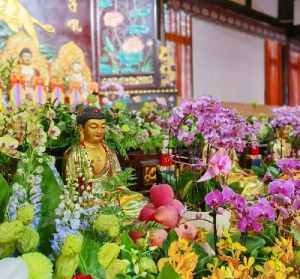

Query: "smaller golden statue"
<box><xmin>273</xmin><ymin>126</ymin><xmax>292</xmax><ymax>160</ymax></box>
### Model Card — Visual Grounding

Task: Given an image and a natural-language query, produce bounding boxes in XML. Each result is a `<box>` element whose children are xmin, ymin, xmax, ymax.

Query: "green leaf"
<box><xmin>291</xmin><ymin>227</ymin><xmax>300</xmax><ymax>242</ymax></box>
<box><xmin>181</xmin><ymin>180</ymin><xmax>194</xmax><ymax>199</ymax></box>
<box><xmin>192</xmin><ymin>244</ymin><xmax>208</xmax><ymax>258</ymax></box>
<box><xmin>162</xmin><ymin>230</ymin><xmax>178</xmax><ymax>256</ymax></box>
<box><xmin>260</xmin><ymin>224</ymin><xmax>277</xmax><ymax>245</ymax></box>
<box><xmin>121</xmin><ymin>231</ymin><xmax>137</xmax><ymax>250</ymax></box>
<box><xmin>206</xmin><ymin>233</ymin><xmax>215</xmax><ymax>251</ymax></box>
<box><xmin>157</xmin><ymin>263</ymin><xmax>181</xmax><ymax>279</ymax></box>
<box><xmin>268</xmin><ymin>166</ymin><xmax>281</xmax><ymax>178</ymax></box>
<box><xmin>0</xmin><ymin>174</ymin><xmax>10</xmax><ymax>222</ymax></box>
<box><xmin>38</xmin><ymin>163</ymin><xmax>63</xmax><ymax>255</ymax></box>
<box><xmin>244</xmin><ymin>235</ymin><xmax>266</xmax><ymax>256</ymax></box>
<box><xmin>195</xmin><ymin>256</ymin><xmax>214</xmax><ymax>278</ymax></box>
<box><xmin>79</xmin><ymin>233</ymin><xmax>105</xmax><ymax>279</ymax></box>
<box><xmin>229</xmin><ymin>182</ymin><xmax>242</xmax><ymax>194</ymax></box>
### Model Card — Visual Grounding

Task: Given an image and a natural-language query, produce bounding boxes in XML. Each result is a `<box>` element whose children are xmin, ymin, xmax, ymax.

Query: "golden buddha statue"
<box><xmin>64</xmin><ymin>106</ymin><xmax>121</xmax><ymax>192</ymax></box>
<box><xmin>273</xmin><ymin>126</ymin><xmax>292</xmax><ymax>160</ymax></box>
<box><xmin>64</xmin><ymin>106</ymin><xmax>145</xmax><ymax>215</ymax></box>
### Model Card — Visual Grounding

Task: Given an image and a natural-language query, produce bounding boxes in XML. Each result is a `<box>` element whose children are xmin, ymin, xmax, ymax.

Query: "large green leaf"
<box><xmin>162</xmin><ymin>230</ymin><xmax>178</xmax><ymax>256</ymax></box>
<box><xmin>79</xmin><ymin>233</ymin><xmax>105</xmax><ymax>279</ymax></box>
<box><xmin>0</xmin><ymin>174</ymin><xmax>10</xmax><ymax>222</ymax></box>
<box><xmin>244</xmin><ymin>235</ymin><xmax>266</xmax><ymax>256</ymax></box>
<box><xmin>38</xmin><ymin>163</ymin><xmax>63</xmax><ymax>255</ymax></box>
<box><xmin>157</xmin><ymin>263</ymin><xmax>181</xmax><ymax>279</ymax></box>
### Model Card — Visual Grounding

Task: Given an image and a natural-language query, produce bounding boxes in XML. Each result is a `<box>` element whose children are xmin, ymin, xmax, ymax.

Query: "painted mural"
<box><xmin>98</xmin><ymin>0</ymin><xmax>156</xmax><ymax>76</ymax></box>
<box><xmin>0</xmin><ymin>0</ymin><xmax>94</xmax><ymax>108</ymax></box>
<box><xmin>0</xmin><ymin>0</ymin><xmax>176</xmax><ymax>109</ymax></box>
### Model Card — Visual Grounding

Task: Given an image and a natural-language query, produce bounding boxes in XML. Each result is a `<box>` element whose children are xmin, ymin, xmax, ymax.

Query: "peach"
<box><xmin>150</xmin><ymin>229</ymin><xmax>168</xmax><ymax>247</ymax></box>
<box><xmin>175</xmin><ymin>222</ymin><xmax>197</xmax><ymax>241</ymax></box>
<box><xmin>154</xmin><ymin>205</ymin><xmax>179</xmax><ymax>229</ymax></box>
<box><xmin>169</xmin><ymin>199</ymin><xmax>185</xmax><ymax>217</ymax></box>
<box><xmin>138</xmin><ymin>203</ymin><xmax>156</xmax><ymax>222</ymax></box>
<box><xmin>150</xmin><ymin>184</ymin><xmax>174</xmax><ymax>207</ymax></box>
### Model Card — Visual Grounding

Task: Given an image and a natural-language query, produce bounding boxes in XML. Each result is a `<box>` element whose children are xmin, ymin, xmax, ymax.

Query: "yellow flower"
<box><xmin>203</xmin><ymin>265</ymin><xmax>234</xmax><ymax>279</ymax></box>
<box><xmin>167</xmin><ymin>239</ymin><xmax>198</xmax><ymax>279</ymax></box>
<box><xmin>255</xmin><ymin>258</ymin><xmax>294</xmax><ymax>279</ymax></box>
<box><xmin>272</xmin><ymin>237</ymin><xmax>294</xmax><ymax>264</ymax></box>
<box><xmin>230</xmin><ymin>257</ymin><xmax>254</xmax><ymax>279</ymax></box>
<box><xmin>195</xmin><ymin>228</ymin><xmax>208</xmax><ymax>244</ymax></box>
<box><xmin>168</xmin><ymin>238</ymin><xmax>191</xmax><ymax>262</ymax></box>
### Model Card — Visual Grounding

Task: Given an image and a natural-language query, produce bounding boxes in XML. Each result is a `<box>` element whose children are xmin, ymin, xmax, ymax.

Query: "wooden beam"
<box><xmin>204</xmin><ymin>0</ymin><xmax>286</xmax><ymax>28</ymax></box>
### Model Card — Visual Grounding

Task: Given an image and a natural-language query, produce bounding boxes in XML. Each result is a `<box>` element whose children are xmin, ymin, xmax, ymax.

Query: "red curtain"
<box><xmin>289</xmin><ymin>51</ymin><xmax>300</xmax><ymax>106</ymax></box>
<box><xmin>164</xmin><ymin>7</ymin><xmax>193</xmax><ymax>101</ymax></box>
<box><xmin>265</xmin><ymin>39</ymin><xmax>283</xmax><ymax>105</ymax></box>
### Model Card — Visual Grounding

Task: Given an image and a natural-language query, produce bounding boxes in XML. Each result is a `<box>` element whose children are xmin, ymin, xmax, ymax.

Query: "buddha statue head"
<box><xmin>19</xmin><ymin>48</ymin><xmax>33</xmax><ymax>66</ymax></box>
<box><xmin>71</xmin><ymin>61</ymin><xmax>82</xmax><ymax>74</ymax></box>
<box><xmin>77</xmin><ymin>106</ymin><xmax>106</xmax><ymax>145</ymax></box>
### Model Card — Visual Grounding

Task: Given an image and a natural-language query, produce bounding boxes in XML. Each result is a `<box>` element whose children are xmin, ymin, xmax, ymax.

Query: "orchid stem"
<box><xmin>213</xmin><ymin>210</ymin><xmax>218</xmax><ymax>255</ymax></box>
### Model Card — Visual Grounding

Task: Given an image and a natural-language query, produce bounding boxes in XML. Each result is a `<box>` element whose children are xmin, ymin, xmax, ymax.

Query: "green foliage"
<box><xmin>128</xmin><ymin>221</ymin><xmax>163</xmax><ymax>236</ymax></box>
<box><xmin>103</xmin><ymin>104</ymin><xmax>164</xmax><ymax>158</ymax></box>
<box><xmin>102</xmin><ymin>168</ymin><xmax>136</xmax><ymax>192</ymax></box>
<box><xmin>0</xmin><ymin>57</ymin><xmax>16</xmax><ymax>92</ymax></box>
<box><xmin>252</xmin><ymin>163</ymin><xmax>281</xmax><ymax>179</ymax></box>
<box><xmin>162</xmin><ymin>230</ymin><xmax>178</xmax><ymax>256</ymax></box>
<box><xmin>38</xmin><ymin>163</ymin><xmax>63</xmax><ymax>255</ymax></box>
<box><xmin>157</xmin><ymin>263</ymin><xmax>180</xmax><ymax>279</ymax></box>
<box><xmin>259</xmin><ymin>224</ymin><xmax>277</xmax><ymax>245</ymax></box>
<box><xmin>0</xmin><ymin>174</ymin><xmax>10</xmax><ymax>222</ymax></box>
<box><xmin>40</xmin><ymin>103</ymin><xmax>78</xmax><ymax>150</ymax></box>
<box><xmin>244</xmin><ymin>235</ymin><xmax>266</xmax><ymax>258</ymax></box>
<box><xmin>79</xmin><ymin>232</ymin><xmax>105</xmax><ymax>279</ymax></box>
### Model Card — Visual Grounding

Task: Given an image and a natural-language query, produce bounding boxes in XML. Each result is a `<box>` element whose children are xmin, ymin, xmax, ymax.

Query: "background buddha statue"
<box><xmin>64</xmin><ymin>106</ymin><xmax>121</xmax><ymax>193</ymax></box>
<box><xmin>51</xmin><ymin>42</ymin><xmax>92</xmax><ymax>109</ymax></box>
<box><xmin>273</xmin><ymin>126</ymin><xmax>292</xmax><ymax>160</ymax></box>
<box><xmin>16</xmin><ymin>48</ymin><xmax>40</xmax><ymax>99</ymax></box>
<box><xmin>66</xmin><ymin>61</ymin><xmax>88</xmax><ymax>108</ymax></box>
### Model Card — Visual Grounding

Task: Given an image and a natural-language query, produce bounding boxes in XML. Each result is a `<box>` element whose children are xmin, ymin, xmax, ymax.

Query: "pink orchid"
<box><xmin>198</xmin><ymin>149</ymin><xmax>232</xmax><ymax>182</ymax></box>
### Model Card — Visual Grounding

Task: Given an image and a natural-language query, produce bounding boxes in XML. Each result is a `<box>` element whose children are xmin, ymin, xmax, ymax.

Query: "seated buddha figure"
<box><xmin>64</xmin><ymin>106</ymin><xmax>120</xmax><ymax>192</ymax></box>
<box><xmin>64</xmin><ymin>106</ymin><xmax>144</xmax><ymax>215</ymax></box>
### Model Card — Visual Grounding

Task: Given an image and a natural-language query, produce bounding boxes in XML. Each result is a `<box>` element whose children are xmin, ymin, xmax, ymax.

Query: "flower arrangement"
<box><xmin>167</xmin><ymin>96</ymin><xmax>260</xmax><ymax>152</ymax></box>
<box><xmin>103</xmin><ymin>101</ymin><xmax>164</xmax><ymax>157</ymax></box>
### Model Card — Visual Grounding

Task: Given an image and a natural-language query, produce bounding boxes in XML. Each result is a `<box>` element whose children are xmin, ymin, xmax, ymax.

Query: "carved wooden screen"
<box><xmin>96</xmin><ymin>0</ymin><xmax>159</xmax><ymax>89</ymax></box>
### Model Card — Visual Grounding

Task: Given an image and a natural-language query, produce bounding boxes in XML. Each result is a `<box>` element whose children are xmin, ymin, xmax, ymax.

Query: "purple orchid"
<box><xmin>268</xmin><ymin>179</ymin><xmax>295</xmax><ymax>203</ymax></box>
<box><xmin>271</xmin><ymin>106</ymin><xmax>300</xmax><ymax>136</ymax></box>
<box><xmin>177</xmin><ymin>130</ymin><xmax>195</xmax><ymax>145</ymax></box>
<box><xmin>248</xmin><ymin>198</ymin><xmax>275</xmax><ymax>221</ymax></box>
<box><xmin>167</xmin><ymin>96</ymin><xmax>260</xmax><ymax>151</ymax></box>
<box><xmin>277</xmin><ymin>158</ymin><xmax>300</xmax><ymax>176</ymax></box>
<box><xmin>205</xmin><ymin>190</ymin><xmax>224</xmax><ymax>209</ymax></box>
<box><xmin>293</xmin><ymin>196</ymin><xmax>300</xmax><ymax>210</ymax></box>
<box><xmin>198</xmin><ymin>149</ymin><xmax>232</xmax><ymax>182</ymax></box>
<box><xmin>237</xmin><ymin>216</ymin><xmax>263</xmax><ymax>233</ymax></box>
